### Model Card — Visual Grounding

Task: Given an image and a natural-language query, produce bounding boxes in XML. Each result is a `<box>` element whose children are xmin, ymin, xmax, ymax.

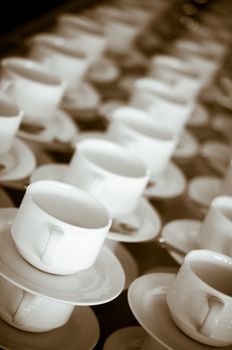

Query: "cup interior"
<box><xmin>29</xmin><ymin>181</ymin><xmax>109</xmax><ymax>229</ymax></box>
<box><xmin>188</xmin><ymin>251</ymin><xmax>232</xmax><ymax>297</ymax></box>
<box><xmin>2</xmin><ymin>58</ymin><xmax>61</xmax><ymax>86</ymax></box>
<box><xmin>111</xmin><ymin>107</ymin><xmax>174</xmax><ymax>141</ymax></box>
<box><xmin>78</xmin><ymin>139</ymin><xmax>147</xmax><ymax>178</ymax></box>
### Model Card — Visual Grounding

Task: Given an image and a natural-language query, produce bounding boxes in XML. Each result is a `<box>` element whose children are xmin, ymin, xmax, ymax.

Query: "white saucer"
<box><xmin>86</xmin><ymin>57</ymin><xmax>120</xmax><ymax>84</ymax></box>
<box><xmin>30</xmin><ymin>164</ymin><xmax>161</xmax><ymax>243</ymax></box>
<box><xmin>161</xmin><ymin>219</ymin><xmax>202</xmax><ymax>264</ymax></box>
<box><xmin>188</xmin><ymin>176</ymin><xmax>221</xmax><ymax>208</ymax></box>
<box><xmin>109</xmin><ymin>198</ymin><xmax>161</xmax><ymax>242</ymax></box>
<box><xmin>0</xmin><ymin>208</ymin><xmax>125</xmax><ymax>305</ymax></box>
<box><xmin>0</xmin><ymin>306</ymin><xmax>99</xmax><ymax>350</ymax></box>
<box><xmin>103</xmin><ymin>326</ymin><xmax>147</xmax><ymax>350</ymax></box>
<box><xmin>144</xmin><ymin>162</ymin><xmax>186</xmax><ymax>198</ymax></box>
<box><xmin>0</xmin><ymin>188</ymin><xmax>14</xmax><ymax>207</ymax></box>
<box><xmin>200</xmin><ymin>140</ymin><xmax>231</xmax><ymax>175</ymax></box>
<box><xmin>211</xmin><ymin>114</ymin><xmax>232</xmax><ymax>139</ymax></box>
<box><xmin>0</xmin><ymin>138</ymin><xmax>36</xmax><ymax>182</ymax></box>
<box><xmin>173</xmin><ymin>129</ymin><xmax>199</xmax><ymax>159</ymax></box>
<box><xmin>128</xmin><ymin>273</ymin><xmax>230</xmax><ymax>350</ymax></box>
<box><xmin>105</xmin><ymin>240</ymin><xmax>139</xmax><ymax>289</ymax></box>
<box><xmin>18</xmin><ymin>109</ymin><xmax>78</xmax><ymax>149</ymax></box>
<box><xmin>98</xmin><ymin>99</ymin><xmax>125</xmax><ymax>120</ymax></box>
<box><xmin>187</xmin><ymin>104</ymin><xmax>209</xmax><ymax>127</ymax></box>
<box><xmin>61</xmin><ymin>81</ymin><xmax>101</xmax><ymax>114</ymax></box>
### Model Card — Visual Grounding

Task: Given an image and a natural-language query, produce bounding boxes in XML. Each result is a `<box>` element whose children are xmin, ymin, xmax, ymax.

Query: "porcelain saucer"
<box><xmin>61</xmin><ymin>82</ymin><xmax>101</xmax><ymax>120</ymax></box>
<box><xmin>103</xmin><ymin>326</ymin><xmax>147</xmax><ymax>350</ymax></box>
<box><xmin>211</xmin><ymin>114</ymin><xmax>232</xmax><ymax>140</ymax></box>
<box><xmin>128</xmin><ymin>273</ymin><xmax>230</xmax><ymax>350</ymax></box>
<box><xmin>30</xmin><ymin>164</ymin><xmax>161</xmax><ymax>243</ymax></box>
<box><xmin>0</xmin><ymin>138</ymin><xmax>36</xmax><ymax>182</ymax></box>
<box><xmin>18</xmin><ymin>109</ymin><xmax>78</xmax><ymax>150</ymax></box>
<box><xmin>187</xmin><ymin>104</ymin><xmax>209</xmax><ymax>127</ymax></box>
<box><xmin>161</xmin><ymin>219</ymin><xmax>202</xmax><ymax>264</ymax></box>
<box><xmin>187</xmin><ymin>175</ymin><xmax>221</xmax><ymax>208</ymax></box>
<box><xmin>144</xmin><ymin>162</ymin><xmax>186</xmax><ymax>199</ymax></box>
<box><xmin>105</xmin><ymin>240</ymin><xmax>139</xmax><ymax>290</ymax></box>
<box><xmin>173</xmin><ymin>129</ymin><xmax>199</xmax><ymax>159</ymax></box>
<box><xmin>0</xmin><ymin>306</ymin><xmax>99</xmax><ymax>350</ymax></box>
<box><xmin>86</xmin><ymin>57</ymin><xmax>120</xmax><ymax>84</ymax></box>
<box><xmin>0</xmin><ymin>188</ymin><xmax>14</xmax><ymax>207</ymax></box>
<box><xmin>0</xmin><ymin>208</ymin><xmax>125</xmax><ymax>305</ymax></box>
<box><xmin>200</xmin><ymin>140</ymin><xmax>231</xmax><ymax>175</ymax></box>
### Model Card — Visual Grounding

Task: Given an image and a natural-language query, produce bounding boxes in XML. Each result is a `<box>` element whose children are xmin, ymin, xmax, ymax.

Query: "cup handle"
<box><xmin>198</xmin><ymin>296</ymin><xmax>224</xmax><ymax>337</ymax></box>
<box><xmin>13</xmin><ymin>291</ymin><xmax>37</xmax><ymax>326</ymax></box>
<box><xmin>41</xmin><ymin>225</ymin><xmax>65</xmax><ymax>265</ymax></box>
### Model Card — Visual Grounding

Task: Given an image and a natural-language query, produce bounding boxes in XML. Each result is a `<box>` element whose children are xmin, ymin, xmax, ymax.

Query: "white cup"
<box><xmin>55</xmin><ymin>14</ymin><xmax>107</xmax><ymax>61</ymax></box>
<box><xmin>11</xmin><ymin>180</ymin><xmax>112</xmax><ymax>275</ymax></box>
<box><xmin>107</xmin><ymin>106</ymin><xmax>177</xmax><ymax>176</ymax></box>
<box><xmin>0</xmin><ymin>276</ymin><xmax>74</xmax><ymax>332</ymax></box>
<box><xmin>148</xmin><ymin>56</ymin><xmax>204</xmax><ymax>100</ymax></box>
<box><xmin>130</xmin><ymin>78</ymin><xmax>194</xmax><ymax>135</ymax></box>
<box><xmin>0</xmin><ymin>57</ymin><xmax>66</xmax><ymax>124</ymax></box>
<box><xmin>65</xmin><ymin>138</ymin><xmax>149</xmax><ymax>218</ymax></box>
<box><xmin>166</xmin><ymin>249</ymin><xmax>232</xmax><ymax>347</ymax></box>
<box><xmin>0</xmin><ymin>93</ymin><xmax>23</xmax><ymax>154</ymax></box>
<box><xmin>28</xmin><ymin>33</ymin><xmax>90</xmax><ymax>89</ymax></box>
<box><xmin>198</xmin><ymin>196</ymin><xmax>232</xmax><ymax>256</ymax></box>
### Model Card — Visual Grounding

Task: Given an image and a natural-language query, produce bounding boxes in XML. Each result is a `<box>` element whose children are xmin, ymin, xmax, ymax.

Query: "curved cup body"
<box><xmin>11</xmin><ymin>180</ymin><xmax>112</xmax><ymax>274</ymax></box>
<box><xmin>0</xmin><ymin>276</ymin><xmax>74</xmax><ymax>332</ymax></box>
<box><xmin>166</xmin><ymin>250</ymin><xmax>232</xmax><ymax>347</ymax></box>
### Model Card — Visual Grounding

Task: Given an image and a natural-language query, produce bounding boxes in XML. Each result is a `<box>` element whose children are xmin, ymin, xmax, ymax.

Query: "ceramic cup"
<box><xmin>0</xmin><ymin>93</ymin><xmax>23</xmax><ymax>154</ymax></box>
<box><xmin>11</xmin><ymin>180</ymin><xmax>112</xmax><ymax>275</ymax></box>
<box><xmin>129</xmin><ymin>78</ymin><xmax>194</xmax><ymax>135</ymax></box>
<box><xmin>65</xmin><ymin>138</ymin><xmax>149</xmax><ymax>218</ymax></box>
<box><xmin>55</xmin><ymin>14</ymin><xmax>107</xmax><ymax>62</ymax></box>
<box><xmin>198</xmin><ymin>196</ymin><xmax>232</xmax><ymax>256</ymax></box>
<box><xmin>148</xmin><ymin>56</ymin><xmax>204</xmax><ymax>101</ymax></box>
<box><xmin>28</xmin><ymin>33</ymin><xmax>90</xmax><ymax>89</ymax></box>
<box><xmin>166</xmin><ymin>249</ymin><xmax>232</xmax><ymax>347</ymax></box>
<box><xmin>107</xmin><ymin>106</ymin><xmax>177</xmax><ymax>176</ymax></box>
<box><xmin>0</xmin><ymin>57</ymin><xmax>66</xmax><ymax>124</ymax></box>
<box><xmin>0</xmin><ymin>275</ymin><xmax>74</xmax><ymax>332</ymax></box>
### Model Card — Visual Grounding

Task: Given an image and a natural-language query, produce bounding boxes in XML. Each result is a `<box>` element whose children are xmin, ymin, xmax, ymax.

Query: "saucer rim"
<box><xmin>0</xmin><ymin>208</ymin><xmax>125</xmax><ymax>305</ymax></box>
<box><xmin>161</xmin><ymin>218</ymin><xmax>202</xmax><ymax>265</ymax></box>
<box><xmin>103</xmin><ymin>326</ymin><xmax>147</xmax><ymax>350</ymax></box>
<box><xmin>187</xmin><ymin>175</ymin><xmax>221</xmax><ymax>207</ymax></box>
<box><xmin>173</xmin><ymin>129</ymin><xmax>199</xmax><ymax>159</ymax></box>
<box><xmin>17</xmin><ymin>109</ymin><xmax>78</xmax><ymax>145</ymax></box>
<box><xmin>0</xmin><ymin>137</ymin><xmax>36</xmax><ymax>182</ymax></box>
<box><xmin>0</xmin><ymin>306</ymin><xmax>100</xmax><ymax>350</ymax></box>
<box><xmin>144</xmin><ymin>161</ymin><xmax>187</xmax><ymax>199</ymax></box>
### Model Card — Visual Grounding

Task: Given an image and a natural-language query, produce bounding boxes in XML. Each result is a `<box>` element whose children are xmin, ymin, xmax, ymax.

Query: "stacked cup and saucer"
<box><xmin>0</xmin><ymin>57</ymin><xmax>78</xmax><ymax>154</ymax></box>
<box><xmin>0</xmin><ymin>92</ymin><xmax>36</xmax><ymax>190</ymax></box>
<box><xmin>30</xmin><ymin>138</ymin><xmax>162</xmax><ymax>290</ymax></box>
<box><xmin>0</xmin><ymin>180</ymin><xmax>125</xmax><ymax>350</ymax></box>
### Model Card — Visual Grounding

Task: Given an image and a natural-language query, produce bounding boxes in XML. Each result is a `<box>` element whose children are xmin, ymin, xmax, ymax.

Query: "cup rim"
<box><xmin>1</xmin><ymin>57</ymin><xmax>62</xmax><ymax>86</ymax></box>
<box><xmin>76</xmin><ymin>138</ymin><xmax>149</xmax><ymax>180</ymax></box>
<box><xmin>183</xmin><ymin>249</ymin><xmax>232</xmax><ymax>299</ymax></box>
<box><xmin>26</xmin><ymin>180</ymin><xmax>112</xmax><ymax>230</ymax></box>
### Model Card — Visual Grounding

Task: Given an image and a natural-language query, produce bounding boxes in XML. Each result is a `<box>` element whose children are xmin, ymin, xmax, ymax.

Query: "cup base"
<box><xmin>170</xmin><ymin>312</ymin><xmax>231</xmax><ymax>347</ymax></box>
